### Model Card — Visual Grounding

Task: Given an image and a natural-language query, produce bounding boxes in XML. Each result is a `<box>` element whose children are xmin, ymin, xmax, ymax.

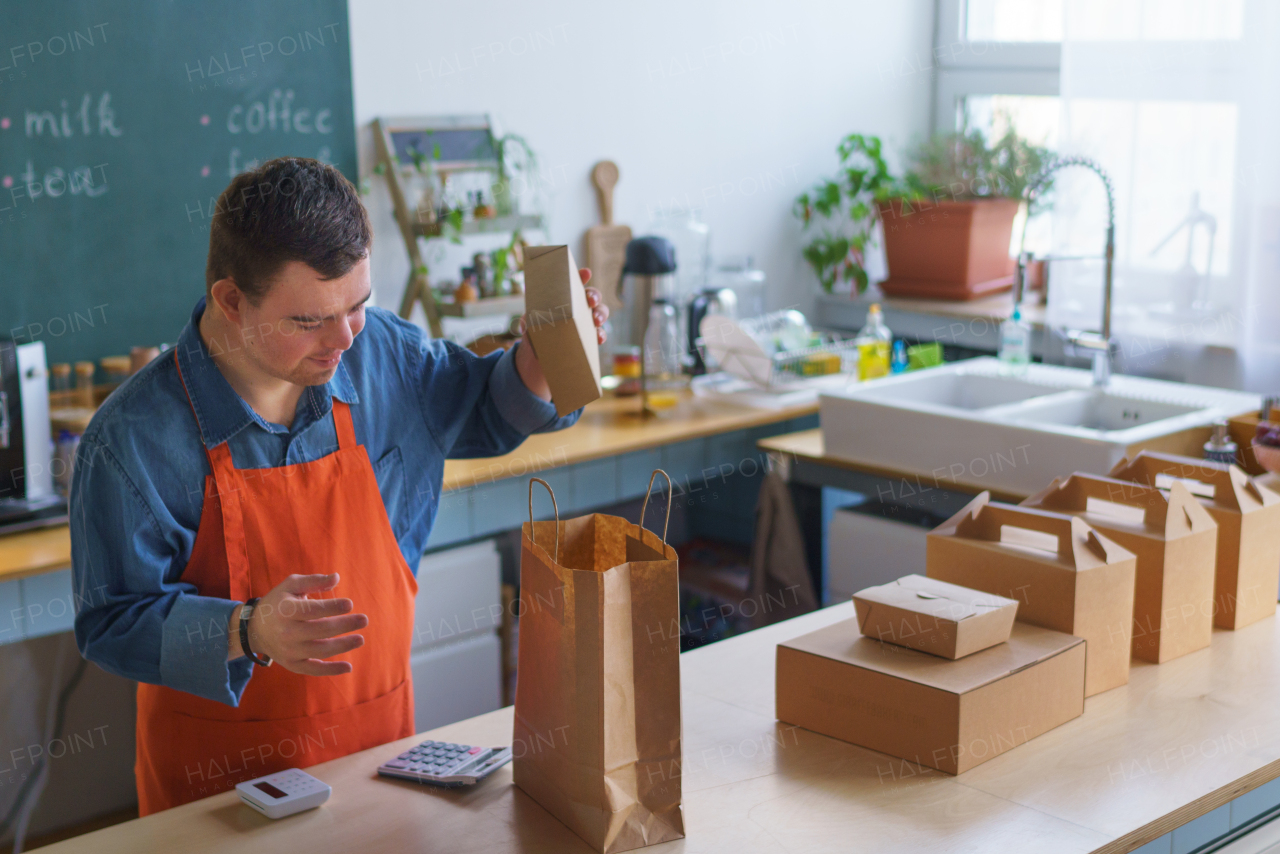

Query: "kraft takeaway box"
<box><xmin>927</xmin><ymin>493</ymin><xmax>1138</xmax><ymax>696</ymax></box>
<box><xmin>1021</xmin><ymin>473</ymin><xmax>1218</xmax><ymax>664</ymax></box>
<box><xmin>522</xmin><ymin>245</ymin><xmax>603</xmax><ymax>416</ymax></box>
<box><xmin>776</xmin><ymin>618</ymin><xmax>1085</xmax><ymax>775</ymax></box>
<box><xmin>1109</xmin><ymin>451</ymin><xmax>1280</xmax><ymax>630</ymax></box>
<box><xmin>852</xmin><ymin>574</ymin><xmax>1018</xmax><ymax>659</ymax></box>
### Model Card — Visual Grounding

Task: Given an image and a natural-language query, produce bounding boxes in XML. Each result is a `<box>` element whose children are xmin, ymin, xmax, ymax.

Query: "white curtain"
<box><xmin>1041</xmin><ymin>0</ymin><xmax>1279</xmax><ymax>391</ymax></box>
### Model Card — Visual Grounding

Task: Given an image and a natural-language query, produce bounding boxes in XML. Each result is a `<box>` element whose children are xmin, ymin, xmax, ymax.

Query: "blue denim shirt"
<box><xmin>70</xmin><ymin>298</ymin><xmax>578</xmax><ymax>706</ymax></box>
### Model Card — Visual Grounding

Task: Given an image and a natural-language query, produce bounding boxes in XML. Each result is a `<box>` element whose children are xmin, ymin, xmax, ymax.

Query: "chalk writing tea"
<box><xmin>1</xmin><ymin>160</ymin><xmax>108</xmax><ymax>208</ymax></box>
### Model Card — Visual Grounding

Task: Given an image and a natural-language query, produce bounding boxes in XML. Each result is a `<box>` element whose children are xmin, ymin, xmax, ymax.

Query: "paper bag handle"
<box><xmin>528</xmin><ymin>477</ymin><xmax>559</xmax><ymax>562</ymax></box>
<box><xmin>639</xmin><ymin>469</ymin><xmax>673</xmax><ymax>543</ymax></box>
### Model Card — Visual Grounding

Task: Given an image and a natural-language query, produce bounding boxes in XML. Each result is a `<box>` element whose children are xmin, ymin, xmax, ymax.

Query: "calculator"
<box><xmin>235</xmin><ymin>769</ymin><xmax>331</xmax><ymax>819</ymax></box>
<box><xmin>377</xmin><ymin>739</ymin><xmax>513</xmax><ymax>788</ymax></box>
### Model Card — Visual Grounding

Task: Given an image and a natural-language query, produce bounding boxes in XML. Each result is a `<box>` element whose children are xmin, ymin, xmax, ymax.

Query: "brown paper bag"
<box><xmin>513</xmin><ymin>472</ymin><xmax>685</xmax><ymax>853</ymax></box>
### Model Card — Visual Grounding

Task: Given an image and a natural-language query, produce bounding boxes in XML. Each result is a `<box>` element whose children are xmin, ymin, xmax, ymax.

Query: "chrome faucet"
<box><xmin>1018</xmin><ymin>156</ymin><xmax>1117</xmax><ymax>386</ymax></box>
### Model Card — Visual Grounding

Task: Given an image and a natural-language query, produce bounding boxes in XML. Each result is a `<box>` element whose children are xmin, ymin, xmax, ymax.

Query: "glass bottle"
<box><xmin>643</xmin><ymin>299</ymin><xmax>682</xmax><ymax>380</ymax></box>
<box><xmin>854</xmin><ymin>303</ymin><xmax>892</xmax><ymax>381</ymax></box>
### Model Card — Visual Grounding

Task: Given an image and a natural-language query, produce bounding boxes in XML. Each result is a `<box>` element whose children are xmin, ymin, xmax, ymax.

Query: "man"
<box><xmin>70</xmin><ymin>157</ymin><xmax>608</xmax><ymax>814</ymax></box>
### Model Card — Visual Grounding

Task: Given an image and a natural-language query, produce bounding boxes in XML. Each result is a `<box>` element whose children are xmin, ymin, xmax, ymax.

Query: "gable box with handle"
<box><xmin>1109</xmin><ymin>451</ymin><xmax>1280</xmax><ymax>631</ymax></box>
<box><xmin>1020</xmin><ymin>473</ymin><xmax>1217</xmax><ymax>664</ymax></box>
<box><xmin>927</xmin><ymin>493</ymin><xmax>1137</xmax><ymax>696</ymax></box>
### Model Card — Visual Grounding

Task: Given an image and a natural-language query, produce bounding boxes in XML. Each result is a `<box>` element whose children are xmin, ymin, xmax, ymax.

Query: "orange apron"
<box><xmin>134</xmin><ymin>354</ymin><xmax>418</xmax><ymax>815</ymax></box>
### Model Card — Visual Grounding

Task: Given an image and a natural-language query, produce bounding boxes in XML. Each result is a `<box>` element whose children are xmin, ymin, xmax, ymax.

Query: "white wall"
<box><xmin>348</xmin><ymin>0</ymin><xmax>935</xmax><ymax>329</ymax></box>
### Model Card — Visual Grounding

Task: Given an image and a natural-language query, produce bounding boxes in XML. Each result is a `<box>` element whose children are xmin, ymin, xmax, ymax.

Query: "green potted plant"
<box><xmin>793</xmin><ymin>134</ymin><xmax>899</xmax><ymax>294</ymax></box>
<box><xmin>794</xmin><ymin>128</ymin><xmax>1052</xmax><ymax>300</ymax></box>
<box><xmin>877</xmin><ymin>128</ymin><xmax>1053</xmax><ymax>300</ymax></box>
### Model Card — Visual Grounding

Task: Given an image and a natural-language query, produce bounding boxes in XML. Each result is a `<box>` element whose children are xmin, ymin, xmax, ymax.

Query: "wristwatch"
<box><xmin>240</xmin><ymin>598</ymin><xmax>272</xmax><ymax>667</ymax></box>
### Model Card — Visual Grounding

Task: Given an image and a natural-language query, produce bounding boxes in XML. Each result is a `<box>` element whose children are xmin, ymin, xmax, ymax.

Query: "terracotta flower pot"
<box><xmin>876</xmin><ymin>197</ymin><xmax>1020</xmax><ymax>300</ymax></box>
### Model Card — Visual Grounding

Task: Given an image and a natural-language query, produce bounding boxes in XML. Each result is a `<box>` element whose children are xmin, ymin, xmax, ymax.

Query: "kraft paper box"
<box><xmin>522</xmin><ymin>245</ymin><xmax>603</xmax><ymax>416</ymax></box>
<box><xmin>1109</xmin><ymin>451</ymin><xmax>1280</xmax><ymax>631</ymax></box>
<box><xmin>852</xmin><ymin>574</ymin><xmax>1018</xmax><ymax>659</ymax></box>
<box><xmin>1021</xmin><ymin>473</ymin><xmax>1218</xmax><ymax>665</ymax></box>
<box><xmin>927</xmin><ymin>493</ymin><xmax>1137</xmax><ymax>697</ymax></box>
<box><xmin>776</xmin><ymin>616</ymin><xmax>1084</xmax><ymax>775</ymax></box>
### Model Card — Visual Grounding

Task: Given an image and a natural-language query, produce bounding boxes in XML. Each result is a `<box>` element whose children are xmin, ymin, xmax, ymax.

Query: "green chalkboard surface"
<box><xmin>0</xmin><ymin>1</ymin><xmax>357</xmax><ymax>364</ymax></box>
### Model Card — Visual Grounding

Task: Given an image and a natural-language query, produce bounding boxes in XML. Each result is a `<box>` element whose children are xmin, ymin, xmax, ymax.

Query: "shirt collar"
<box><xmin>175</xmin><ymin>297</ymin><xmax>359</xmax><ymax>449</ymax></box>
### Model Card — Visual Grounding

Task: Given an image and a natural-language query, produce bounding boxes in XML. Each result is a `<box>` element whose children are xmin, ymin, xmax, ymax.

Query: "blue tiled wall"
<box><xmin>426</xmin><ymin>414</ymin><xmax>818</xmax><ymax>549</ymax></box>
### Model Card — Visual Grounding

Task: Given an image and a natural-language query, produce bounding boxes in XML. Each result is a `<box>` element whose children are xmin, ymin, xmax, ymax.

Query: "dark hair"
<box><xmin>205</xmin><ymin>157</ymin><xmax>371</xmax><ymax>302</ymax></box>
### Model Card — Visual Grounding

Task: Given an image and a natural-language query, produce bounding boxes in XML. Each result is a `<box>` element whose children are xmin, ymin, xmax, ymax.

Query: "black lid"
<box><xmin>623</xmin><ymin>236</ymin><xmax>677</xmax><ymax>275</ymax></box>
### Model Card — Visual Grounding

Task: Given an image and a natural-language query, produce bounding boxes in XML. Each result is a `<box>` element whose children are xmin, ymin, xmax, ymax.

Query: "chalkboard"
<box><xmin>0</xmin><ymin>1</ymin><xmax>357</xmax><ymax>364</ymax></box>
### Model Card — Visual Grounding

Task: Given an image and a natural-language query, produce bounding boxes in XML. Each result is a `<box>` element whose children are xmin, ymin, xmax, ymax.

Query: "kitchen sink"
<box><xmin>999</xmin><ymin>391</ymin><xmax>1204</xmax><ymax>432</ymax></box>
<box><xmin>819</xmin><ymin>358</ymin><xmax>1260</xmax><ymax>497</ymax></box>
<box><xmin>850</xmin><ymin>371</ymin><xmax>1064</xmax><ymax>411</ymax></box>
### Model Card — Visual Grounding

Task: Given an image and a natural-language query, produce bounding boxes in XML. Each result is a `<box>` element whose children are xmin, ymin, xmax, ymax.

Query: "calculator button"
<box><xmin>468</xmin><ymin>747</ymin><xmax>482</xmax><ymax>754</ymax></box>
<box><xmin>384</xmin><ymin>761</ymin><xmax>409</xmax><ymax>770</ymax></box>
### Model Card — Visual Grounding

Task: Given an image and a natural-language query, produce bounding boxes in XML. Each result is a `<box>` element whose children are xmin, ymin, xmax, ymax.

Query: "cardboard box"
<box><xmin>1109</xmin><ymin>451</ymin><xmax>1280</xmax><ymax>630</ymax></box>
<box><xmin>927</xmin><ymin>493</ymin><xmax>1137</xmax><ymax>696</ymax></box>
<box><xmin>776</xmin><ymin>618</ymin><xmax>1085</xmax><ymax>774</ymax></box>
<box><xmin>1021</xmin><ymin>473</ymin><xmax>1218</xmax><ymax>664</ymax></box>
<box><xmin>852</xmin><ymin>574</ymin><xmax>1018</xmax><ymax>659</ymax></box>
<box><xmin>522</xmin><ymin>245</ymin><xmax>602</xmax><ymax>416</ymax></box>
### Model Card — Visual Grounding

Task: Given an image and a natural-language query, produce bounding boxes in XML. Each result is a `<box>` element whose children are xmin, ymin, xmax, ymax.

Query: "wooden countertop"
<box><xmin>822</xmin><ymin>290</ymin><xmax>1048</xmax><ymax>327</ymax></box>
<box><xmin>758</xmin><ymin>428</ymin><xmax>1032</xmax><ymax>503</ymax></box>
<box><xmin>442</xmin><ymin>389</ymin><xmax>815</xmax><ymax>491</ymax></box>
<box><xmin>881</xmin><ymin>291</ymin><xmax>1048</xmax><ymax>327</ymax></box>
<box><xmin>0</xmin><ymin>525</ymin><xmax>73</xmax><ymax>583</ymax></box>
<box><xmin>0</xmin><ymin>391</ymin><xmax>817</xmax><ymax>583</ymax></box>
<box><xmin>43</xmin><ymin>602</ymin><xmax>1280</xmax><ymax>854</ymax></box>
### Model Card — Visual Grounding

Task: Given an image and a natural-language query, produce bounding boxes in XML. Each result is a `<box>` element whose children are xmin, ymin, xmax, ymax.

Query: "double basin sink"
<box><xmin>819</xmin><ymin>357</ymin><xmax>1261</xmax><ymax>497</ymax></box>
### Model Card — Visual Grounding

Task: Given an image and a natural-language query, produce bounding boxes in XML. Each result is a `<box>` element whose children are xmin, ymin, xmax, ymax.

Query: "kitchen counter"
<box><xmin>40</xmin><ymin>601</ymin><xmax>1280</xmax><ymax>854</ymax></box>
<box><xmin>758</xmin><ymin>427</ymin><xmax>1032</xmax><ymax>503</ymax></box>
<box><xmin>0</xmin><ymin>390</ymin><xmax>818</xmax><ymax>584</ymax></box>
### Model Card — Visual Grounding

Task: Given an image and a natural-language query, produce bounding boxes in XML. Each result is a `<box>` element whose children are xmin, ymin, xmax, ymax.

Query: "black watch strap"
<box><xmin>240</xmin><ymin>598</ymin><xmax>272</xmax><ymax>667</ymax></box>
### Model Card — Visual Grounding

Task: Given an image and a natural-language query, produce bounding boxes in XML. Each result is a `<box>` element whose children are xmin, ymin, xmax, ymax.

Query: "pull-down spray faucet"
<box><xmin>1017</xmin><ymin>156</ymin><xmax>1117</xmax><ymax>386</ymax></box>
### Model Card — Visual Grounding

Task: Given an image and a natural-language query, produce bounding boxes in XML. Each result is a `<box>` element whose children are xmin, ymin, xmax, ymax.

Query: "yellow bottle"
<box><xmin>854</xmin><ymin>303</ymin><xmax>892</xmax><ymax>381</ymax></box>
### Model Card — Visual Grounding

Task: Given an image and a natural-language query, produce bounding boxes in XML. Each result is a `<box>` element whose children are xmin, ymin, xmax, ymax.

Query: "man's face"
<box><xmin>231</xmin><ymin>258</ymin><xmax>371</xmax><ymax>387</ymax></box>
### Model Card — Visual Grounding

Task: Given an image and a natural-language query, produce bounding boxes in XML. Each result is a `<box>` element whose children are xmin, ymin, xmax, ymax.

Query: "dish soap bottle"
<box><xmin>855</xmin><ymin>303</ymin><xmax>892</xmax><ymax>381</ymax></box>
<box><xmin>998</xmin><ymin>305</ymin><xmax>1031</xmax><ymax>376</ymax></box>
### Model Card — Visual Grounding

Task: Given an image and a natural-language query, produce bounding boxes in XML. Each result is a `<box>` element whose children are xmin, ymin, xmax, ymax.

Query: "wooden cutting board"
<box><xmin>584</xmin><ymin>160</ymin><xmax>631</xmax><ymax>310</ymax></box>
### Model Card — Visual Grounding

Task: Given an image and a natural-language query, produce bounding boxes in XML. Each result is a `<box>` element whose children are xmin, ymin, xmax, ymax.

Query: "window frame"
<box><xmin>931</xmin><ymin>0</ymin><xmax>1061</xmax><ymax>133</ymax></box>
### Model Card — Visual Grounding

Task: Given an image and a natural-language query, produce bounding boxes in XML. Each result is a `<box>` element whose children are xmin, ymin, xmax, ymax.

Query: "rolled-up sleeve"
<box><xmin>70</xmin><ymin>438</ymin><xmax>253</xmax><ymax>706</ymax></box>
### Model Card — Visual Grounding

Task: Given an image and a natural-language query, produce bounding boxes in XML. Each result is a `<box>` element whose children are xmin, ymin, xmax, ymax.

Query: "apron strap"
<box><xmin>173</xmin><ymin>350</ymin><xmax>254</xmax><ymax>601</ymax></box>
<box><xmin>333</xmin><ymin>400</ymin><xmax>357</xmax><ymax>450</ymax></box>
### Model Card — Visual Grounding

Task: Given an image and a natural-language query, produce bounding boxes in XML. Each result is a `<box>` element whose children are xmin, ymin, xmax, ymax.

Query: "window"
<box><xmin>934</xmin><ymin>0</ymin><xmax>1249</xmax><ymax>346</ymax></box>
